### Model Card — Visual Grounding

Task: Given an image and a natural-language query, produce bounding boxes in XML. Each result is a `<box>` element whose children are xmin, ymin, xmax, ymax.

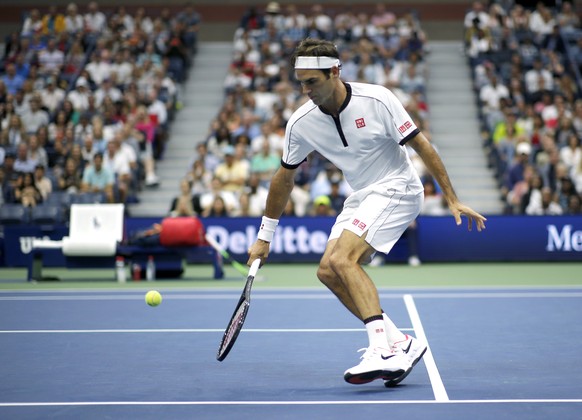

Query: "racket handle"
<box><xmin>249</xmin><ymin>258</ymin><xmax>261</xmax><ymax>277</ymax></box>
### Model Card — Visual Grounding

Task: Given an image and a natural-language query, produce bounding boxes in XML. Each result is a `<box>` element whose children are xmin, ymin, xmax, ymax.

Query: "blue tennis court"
<box><xmin>1</xmin><ymin>287</ymin><xmax>581</xmax><ymax>419</ymax></box>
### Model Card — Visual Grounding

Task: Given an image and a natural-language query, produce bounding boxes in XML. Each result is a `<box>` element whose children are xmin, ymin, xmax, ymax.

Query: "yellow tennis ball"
<box><xmin>145</xmin><ymin>290</ymin><xmax>162</xmax><ymax>307</ymax></box>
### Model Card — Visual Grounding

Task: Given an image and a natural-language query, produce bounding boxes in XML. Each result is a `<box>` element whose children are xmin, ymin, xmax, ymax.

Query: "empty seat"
<box><xmin>0</xmin><ymin>204</ymin><xmax>29</xmax><ymax>225</ymax></box>
<box><xmin>69</xmin><ymin>192</ymin><xmax>106</xmax><ymax>205</ymax></box>
<box><xmin>30</xmin><ymin>204</ymin><xmax>63</xmax><ymax>225</ymax></box>
<box><xmin>45</xmin><ymin>191</ymin><xmax>72</xmax><ymax>208</ymax></box>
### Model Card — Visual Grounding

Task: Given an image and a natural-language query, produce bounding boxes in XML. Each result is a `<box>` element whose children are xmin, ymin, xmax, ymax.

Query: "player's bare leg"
<box><xmin>318</xmin><ymin>231</ymin><xmax>410</xmax><ymax>384</ymax></box>
<box><xmin>317</xmin><ymin>238</ymin><xmax>367</xmax><ymax>320</ymax></box>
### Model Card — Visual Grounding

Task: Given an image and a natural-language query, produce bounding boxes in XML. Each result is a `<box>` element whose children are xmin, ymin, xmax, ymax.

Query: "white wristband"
<box><xmin>257</xmin><ymin>216</ymin><xmax>279</xmax><ymax>242</ymax></box>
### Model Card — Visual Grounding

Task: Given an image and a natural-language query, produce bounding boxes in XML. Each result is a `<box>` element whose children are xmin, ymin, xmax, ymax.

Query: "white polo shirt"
<box><xmin>283</xmin><ymin>82</ymin><xmax>421</xmax><ymax>192</ymax></box>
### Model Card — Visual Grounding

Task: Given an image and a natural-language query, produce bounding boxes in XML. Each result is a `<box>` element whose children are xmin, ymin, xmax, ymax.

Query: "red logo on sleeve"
<box><xmin>398</xmin><ymin>121</ymin><xmax>412</xmax><ymax>134</ymax></box>
<box><xmin>355</xmin><ymin>118</ymin><xmax>366</xmax><ymax>128</ymax></box>
<box><xmin>352</xmin><ymin>219</ymin><xmax>366</xmax><ymax>230</ymax></box>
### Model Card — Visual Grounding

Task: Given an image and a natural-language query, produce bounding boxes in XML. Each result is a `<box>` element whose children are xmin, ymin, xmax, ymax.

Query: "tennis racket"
<box><xmin>205</xmin><ymin>233</ymin><xmax>249</xmax><ymax>277</ymax></box>
<box><xmin>216</xmin><ymin>258</ymin><xmax>261</xmax><ymax>361</ymax></box>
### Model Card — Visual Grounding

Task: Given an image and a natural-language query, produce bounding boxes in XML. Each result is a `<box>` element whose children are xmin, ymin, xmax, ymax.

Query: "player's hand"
<box><xmin>449</xmin><ymin>202</ymin><xmax>487</xmax><ymax>232</ymax></box>
<box><xmin>248</xmin><ymin>240</ymin><xmax>270</xmax><ymax>267</ymax></box>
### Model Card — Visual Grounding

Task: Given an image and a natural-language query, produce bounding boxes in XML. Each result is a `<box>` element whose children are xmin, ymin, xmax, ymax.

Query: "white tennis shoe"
<box><xmin>384</xmin><ymin>334</ymin><xmax>427</xmax><ymax>387</ymax></box>
<box><xmin>343</xmin><ymin>347</ymin><xmax>409</xmax><ymax>384</ymax></box>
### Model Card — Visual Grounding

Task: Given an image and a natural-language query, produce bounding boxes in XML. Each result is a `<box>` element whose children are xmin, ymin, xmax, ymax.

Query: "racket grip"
<box><xmin>249</xmin><ymin>258</ymin><xmax>261</xmax><ymax>277</ymax></box>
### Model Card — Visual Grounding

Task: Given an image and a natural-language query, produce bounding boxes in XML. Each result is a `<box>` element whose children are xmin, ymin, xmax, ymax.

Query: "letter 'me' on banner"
<box><xmin>416</xmin><ymin>215</ymin><xmax>582</xmax><ymax>262</ymax></box>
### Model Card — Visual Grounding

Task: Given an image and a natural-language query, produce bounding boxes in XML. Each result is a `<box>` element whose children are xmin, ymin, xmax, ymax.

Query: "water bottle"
<box><xmin>132</xmin><ymin>263</ymin><xmax>142</xmax><ymax>281</ymax></box>
<box><xmin>146</xmin><ymin>255</ymin><xmax>156</xmax><ymax>282</ymax></box>
<box><xmin>115</xmin><ymin>256</ymin><xmax>126</xmax><ymax>283</ymax></box>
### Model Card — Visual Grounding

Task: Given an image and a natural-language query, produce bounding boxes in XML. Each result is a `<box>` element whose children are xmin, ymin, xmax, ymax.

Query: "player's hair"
<box><xmin>292</xmin><ymin>38</ymin><xmax>339</xmax><ymax>77</ymax></box>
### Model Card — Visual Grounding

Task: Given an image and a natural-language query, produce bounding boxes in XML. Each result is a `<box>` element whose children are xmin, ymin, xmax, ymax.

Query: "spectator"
<box><xmin>85</xmin><ymin>50</ymin><xmax>113</xmax><ymax>86</ymax></box>
<box><xmin>40</xmin><ymin>77</ymin><xmax>65</xmax><ymax>114</ymax></box>
<box><xmin>130</xmin><ymin>107</ymin><xmax>159</xmax><ymax>186</ymax></box>
<box><xmin>33</xmin><ymin>164</ymin><xmax>52</xmax><ymax>200</ymax></box>
<box><xmin>110</xmin><ymin>49</ymin><xmax>134</xmax><ymax>89</ymax></box>
<box><xmin>81</xmin><ymin>152</ymin><xmax>114</xmax><ymax>202</ymax></box>
<box><xmin>190</xmin><ymin>141</ymin><xmax>219</xmax><ymax>174</ymax></box>
<box><xmin>64</xmin><ymin>3</ymin><xmax>84</xmax><ymax>35</ymax></box>
<box><xmin>565</xmin><ymin>193</ymin><xmax>581</xmax><ymax>214</ymax></box>
<box><xmin>67</xmin><ymin>77</ymin><xmax>91</xmax><ymax>113</ymax></box>
<box><xmin>169</xmin><ymin>179</ymin><xmax>197</xmax><ymax>217</ymax></box>
<box><xmin>307</xmin><ymin>4</ymin><xmax>333</xmax><ymax>39</ymax></box>
<box><xmin>1</xmin><ymin>114</ymin><xmax>26</xmax><ymax>149</ymax></box>
<box><xmin>250</xmin><ymin>120</ymin><xmax>283</xmax><ymax>156</ymax></box>
<box><xmin>1</xmin><ymin>152</ymin><xmax>19</xmax><ymax>200</ymax></box>
<box><xmin>199</xmin><ymin>177</ymin><xmax>238</xmax><ymax>216</ymax></box>
<box><xmin>240</xmin><ymin>172</ymin><xmax>268</xmax><ymax>216</ymax></box>
<box><xmin>21</xmin><ymin>96</ymin><xmax>49</xmax><ymax>135</ymax></box>
<box><xmin>84</xmin><ymin>1</ymin><xmax>107</xmax><ymax>35</ymax></box>
<box><xmin>560</xmin><ymin>133</ymin><xmax>582</xmax><ymax>173</ymax></box>
<box><xmin>239</xmin><ymin>7</ymin><xmax>265</xmax><ymax>32</ymax></box>
<box><xmin>464</xmin><ymin>1</ymin><xmax>490</xmax><ymax>30</ymax></box>
<box><xmin>480</xmin><ymin>73</ymin><xmax>510</xmax><ymax>130</ymax></box>
<box><xmin>38</xmin><ymin>38</ymin><xmax>65</xmax><ymax>76</ymax></box>
<box><xmin>103</xmin><ymin>135</ymin><xmax>133</xmax><ymax>202</ymax></box>
<box><xmin>557</xmin><ymin>176</ymin><xmax>578</xmax><ymax>211</ymax></box>
<box><xmin>556</xmin><ymin>1</ymin><xmax>580</xmax><ymax>33</ymax></box>
<box><xmin>186</xmin><ymin>158</ymin><xmax>213</xmax><ymax>196</ymax></box>
<box><xmin>283</xmin><ymin>4</ymin><xmax>307</xmax><ymax>42</ymax></box>
<box><xmin>14</xmin><ymin>172</ymin><xmax>42</xmax><ymax>207</ymax></box>
<box><xmin>516</xmin><ymin>167</ymin><xmax>543</xmax><ymax>215</ymax></box>
<box><xmin>214</xmin><ymin>145</ymin><xmax>249</xmax><ymax>194</ymax></box>
<box><xmin>528</xmin><ymin>2</ymin><xmax>555</xmax><ymax>43</ymax></box>
<box><xmin>63</xmin><ymin>42</ymin><xmax>86</xmax><ymax>80</ymax></box>
<box><xmin>524</xmin><ymin>57</ymin><xmax>553</xmax><ymax>103</ymax></box>
<box><xmin>14</xmin><ymin>142</ymin><xmax>36</xmax><ymax>173</ymax></box>
<box><xmin>2</xmin><ymin>63</ymin><xmax>25</xmax><ymax>95</ymax></box>
<box><xmin>21</xmin><ymin>8</ymin><xmax>43</xmax><ymax>37</ymax></box>
<box><xmin>80</xmin><ymin>132</ymin><xmax>97</xmax><ymax>163</ymax></box>
<box><xmin>41</xmin><ymin>5</ymin><xmax>66</xmax><ymax>36</ymax></box>
<box><xmin>323</xmin><ymin>177</ymin><xmax>346</xmax><ymax>213</ymax></box>
<box><xmin>466</xmin><ymin>27</ymin><xmax>492</xmax><ymax>66</ymax></box>
<box><xmin>202</xmin><ymin>195</ymin><xmax>230</xmax><ymax>217</ymax></box>
<box><xmin>503</xmin><ymin>141</ymin><xmax>532</xmax><ymax>200</ymax></box>
<box><xmin>526</xmin><ymin>186</ymin><xmax>563</xmax><ymax>215</ymax></box>
<box><xmin>250</xmin><ymin>139</ymin><xmax>279</xmax><ymax>186</ymax></box>
<box><xmin>27</xmin><ymin>134</ymin><xmax>48</xmax><ymax>169</ymax></box>
<box><xmin>421</xmin><ymin>176</ymin><xmax>447</xmax><ymax>215</ymax></box>
<box><xmin>57</xmin><ymin>157</ymin><xmax>83</xmax><ymax>193</ymax></box>
<box><xmin>311</xmin><ymin>195</ymin><xmax>336</xmax><ymax>216</ymax></box>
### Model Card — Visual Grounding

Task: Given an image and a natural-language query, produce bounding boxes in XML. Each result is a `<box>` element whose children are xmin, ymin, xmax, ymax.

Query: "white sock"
<box><xmin>383</xmin><ymin>313</ymin><xmax>407</xmax><ymax>347</ymax></box>
<box><xmin>365</xmin><ymin>319</ymin><xmax>390</xmax><ymax>349</ymax></box>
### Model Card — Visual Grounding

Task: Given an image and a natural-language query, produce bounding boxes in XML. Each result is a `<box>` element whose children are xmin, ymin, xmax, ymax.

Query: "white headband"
<box><xmin>295</xmin><ymin>56</ymin><xmax>341</xmax><ymax>69</ymax></box>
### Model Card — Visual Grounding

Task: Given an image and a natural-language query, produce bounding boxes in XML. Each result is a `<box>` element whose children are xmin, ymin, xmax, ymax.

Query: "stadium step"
<box><xmin>130</xmin><ymin>42</ymin><xmax>233</xmax><ymax>217</ymax></box>
<box><xmin>426</xmin><ymin>41</ymin><xmax>503</xmax><ymax>215</ymax></box>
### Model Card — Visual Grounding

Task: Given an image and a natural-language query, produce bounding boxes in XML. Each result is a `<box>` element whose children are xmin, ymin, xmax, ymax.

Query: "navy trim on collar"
<box><xmin>318</xmin><ymin>82</ymin><xmax>352</xmax><ymax>116</ymax></box>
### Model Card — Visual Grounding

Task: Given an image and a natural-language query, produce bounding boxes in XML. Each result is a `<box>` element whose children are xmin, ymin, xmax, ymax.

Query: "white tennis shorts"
<box><xmin>328</xmin><ymin>178</ymin><xmax>423</xmax><ymax>254</ymax></box>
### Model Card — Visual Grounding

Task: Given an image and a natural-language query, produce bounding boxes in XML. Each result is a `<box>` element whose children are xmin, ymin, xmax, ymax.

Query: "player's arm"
<box><xmin>248</xmin><ymin>166</ymin><xmax>296</xmax><ymax>265</ymax></box>
<box><xmin>407</xmin><ymin>132</ymin><xmax>487</xmax><ymax>232</ymax></box>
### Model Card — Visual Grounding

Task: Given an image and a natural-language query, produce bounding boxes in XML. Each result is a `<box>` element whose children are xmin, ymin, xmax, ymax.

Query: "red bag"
<box><xmin>159</xmin><ymin>217</ymin><xmax>205</xmax><ymax>246</ymax></box>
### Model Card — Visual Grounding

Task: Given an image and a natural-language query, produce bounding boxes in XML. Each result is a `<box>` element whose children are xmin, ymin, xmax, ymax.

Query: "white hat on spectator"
<box><xmin>76</xmin><ymin>77</ymin><xmax>88</xmax><ymax>88</ymax></box>
<box><xmin>266</xmin><ymin>2</ymin><xmax>281</xmax><ymax>13</ymax></box>
<box><xmin>516</xmin><ymin>142</ymin><xmax>531</xmax><ymax>156</ymax></box>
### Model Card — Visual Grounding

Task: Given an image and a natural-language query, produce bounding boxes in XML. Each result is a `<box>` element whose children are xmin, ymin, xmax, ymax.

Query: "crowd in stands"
<box><xmin>466</xmin><ymin>0</ymin><xmax>582</xmax><ymax>215</ymax></box>
<box><xmin>173</xmin><ymin>1</ymin><xmax>447</xmax><ymax>220</ymax></box>
<box><xmin>3</xmin><ymin>0</ymin><xmax>580</xmax><ymax>226</ymax></box>
<box><xmin>0</xmin><ymin>1</ymin><xmax>200</xmax><ymax>222</ymax></box>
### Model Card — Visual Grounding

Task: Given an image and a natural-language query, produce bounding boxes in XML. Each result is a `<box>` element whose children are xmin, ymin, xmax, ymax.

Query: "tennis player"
<box><xmin>248</xmin><ymin>38</ymin><xmax>487</xmax><ymax>386</ymax></box>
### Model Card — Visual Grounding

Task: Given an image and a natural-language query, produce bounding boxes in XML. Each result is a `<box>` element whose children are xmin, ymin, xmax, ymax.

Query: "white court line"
<box><xmin>0</xmin><ymin>399</ymin><xmax>581</xmax><ymax>407</ymax></box>
<box><xmin>0</xmin><ymin>328</ymin><xmax>412</xmax><ymax>334</ymax></box>
<box><xmin>2</xmin><ymin>291</ymin><xmax>582</xmax><ymax>301</ymax></box>
<box><xmin>404</xmin><ymin>294</ymin><xmax>449</xmax><ymax>402</ymax></box>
